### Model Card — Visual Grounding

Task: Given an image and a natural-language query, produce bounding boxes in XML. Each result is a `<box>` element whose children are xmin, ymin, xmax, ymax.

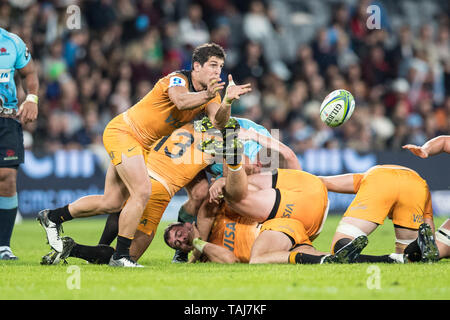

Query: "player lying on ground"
<box><xmin>37</xmin><ymin>43</ymin><xmax>251</xmax><ymax>267</ymax></box>
<box><xmin>164</xmin><ymin>217</ymin><xmax>368</xmax><ymax>264</ymax></box>
<box><xmin>319</xmin><ymin>165</ymin><xmax>443</xmax><ymax>263</ymax></box>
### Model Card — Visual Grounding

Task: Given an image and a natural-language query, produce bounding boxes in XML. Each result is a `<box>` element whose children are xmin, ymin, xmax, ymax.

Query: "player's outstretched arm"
<box><xmin>168</xmin><ymin>78</ymin><xmax>224</xmax><ymax>111</ymax></box>
<box><xmin>319</xmin><ymin>174</ymin><xmax>357</xmax><ymax>194</ymax></box>
<box><xmin>196</xmin><ymin>198</ymin><xmax>220</xmax><ymax>241</ymax></box>
<box><xmin>403</xmin><ymin>135</ymin><xmax>450</xmax><ymax>158</ymax></box>
<box><xmin>239</xmin><ymin>128</ymin><xmax>301</xmax><ymax>170</ymax></box>
<box><xmin>207</xmin><ymin>75</ymin><xmax>251</xmax><ymax>130</ymax></box>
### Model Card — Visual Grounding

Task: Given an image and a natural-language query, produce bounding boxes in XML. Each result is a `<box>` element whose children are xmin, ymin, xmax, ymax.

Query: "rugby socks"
<box><xmin>113</xmin><ymin>235</ymin><xmax>133</xmax><ymax>259</ymax></box>
<box><xmin>227</xmin><ymin>163</ymin><xmax>242</xmax><ymax>171</ymax></box>
<box><xmin>0</xmin><ymin>194</ymin><xmax>18</xmax><ymax>247</ymax></box>
<box><xmin>48</xmin><ymin>205</ymin><xmax>73</xmax><ymax>224</ymax></box>
<box><xmin>289</xmin><ymin>252</ymin><xmax>325</xmax><ymax>264</ymax></box>
<box><xmin>70</xmin><ymin>243</ymin><xmax>115</xmax><ymax>264</ymax></box>
<box><xmin>355</xmin><ymin>254</ymin><xmax>395</xmax><ymax>263</ymax></box>
<box><xmin>177</xmin><ymin>205</ymin><xmax>195</xmax><ymax>224</ymax></box>
<box><xmin>98</xmin><ymin>211</ymin><xmax>120</xmax><ymax>245</ymax></box>
<box><xmin>332</xmin><ymin>237</ymin><xmax>352</xmax><ymax>254</ymax></box>
<box><xmin>403</xmin><ymin>239</ymin><xmax>422</xmax><ymax>262</ymax></box>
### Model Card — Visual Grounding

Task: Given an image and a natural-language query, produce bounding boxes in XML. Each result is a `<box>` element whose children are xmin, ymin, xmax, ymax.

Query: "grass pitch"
<box><xmin>0</xmin><ymin>215</ymin><xmax>449</xmax><ymax>300</ymax></box>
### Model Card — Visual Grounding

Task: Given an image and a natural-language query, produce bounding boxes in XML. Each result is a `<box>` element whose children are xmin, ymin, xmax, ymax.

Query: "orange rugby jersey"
<box><xmin>125</xmin><ymin>70</ymin><xmax>221</xmax><ymax>147</ymax></box>
<box><xmin>208</xmin><ymin>204</ymin><xmax>259</xmax><ymax>263</ymax></box>
<box><xmin>145</xmin><ymin>123</ymin><xmax>213</xmax><ymax>196</ymax></box>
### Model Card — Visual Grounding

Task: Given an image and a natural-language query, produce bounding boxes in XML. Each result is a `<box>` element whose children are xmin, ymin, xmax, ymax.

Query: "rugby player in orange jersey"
<box><xmin>37</xmin><ymin>43</ymin><xmax>252</xmax><ymax>267</ymax></box>
<box><xmin>403</xmin><ymin>135</ymin><xmax>450</xmax><ymax>261</ymax></box>
<box><xmin>164</xmin><ymin>203</ymin><xmax>368</xmax><ymax>265</ymax></box>
<box><xmin>319</xmin><ymin>165</ymin><xmax>441</xmax><ymax>263</ymax></box>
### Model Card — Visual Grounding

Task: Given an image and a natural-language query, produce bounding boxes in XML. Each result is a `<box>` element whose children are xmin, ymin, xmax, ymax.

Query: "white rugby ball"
<box><xmin>319</xmin><ymin>89</ymin><xmax>355</xmax><ymax>127</ymax></box>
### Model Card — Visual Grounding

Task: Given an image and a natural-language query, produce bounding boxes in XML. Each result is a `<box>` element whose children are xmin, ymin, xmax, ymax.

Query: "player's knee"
<box><xmin>130</xmin><ymin>185</ymin><xmax>151</xmax><ymax>207</ymax></box>
<box><xmin>0</xmin><ymin>170</ymin><xmax>17</xmax><ymax>195</ymax></box>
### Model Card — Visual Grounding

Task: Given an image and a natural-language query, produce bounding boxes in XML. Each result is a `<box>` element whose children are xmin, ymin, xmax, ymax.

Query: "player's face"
<box><xmin>170</xmin><ymin>223</ymin><xmax>194</xmax><ymax>252</ymax></box>
<box><xmin>197</xmin><ymin>56</ymin><xmax>224</xmax><ymax>87</ymax></box>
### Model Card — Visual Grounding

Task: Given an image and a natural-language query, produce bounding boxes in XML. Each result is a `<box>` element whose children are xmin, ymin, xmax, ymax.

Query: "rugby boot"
<box><xmin>172</xmin><ymin>249</ymin><xmax>188</xmax><ymax>263</ymax></box>
<box><xmin>322</xmin><ymin>235</ymin><xmax>368</xmax><ymax>264</ymax></box>
<box><xmin>41</xmin><ymin>236</ymin><xmax>76</xmax><ymax>265</ymax></box>
<box><xmin>37</xmin><ymin>209</ymin><xmax>63</xmax><ymax>252</ymax></box>
<box><xmin>0</xmin><ymin>246</ymin><xmax>18</xmax><ymax>260</ymax></box>
<box><xmin>417</xmin><ymin>223</ymin><xmax>439</xmax><ymax>263</ymax></box>
<box><xmin>109</xmin><ymin>255</ymin><xmax>144</xmax><ymax>268</ymax></box>
<box><xmin>194</xmin><ymin>116</ymin><xmax>216</xmax><ymax>133</ymax></box>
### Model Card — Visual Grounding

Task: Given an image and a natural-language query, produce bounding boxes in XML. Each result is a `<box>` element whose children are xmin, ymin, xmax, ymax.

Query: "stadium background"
<box><xmin>4</xmin><ymin>0</ymin><xmax>449</xmax><ymax>219</ymax></box>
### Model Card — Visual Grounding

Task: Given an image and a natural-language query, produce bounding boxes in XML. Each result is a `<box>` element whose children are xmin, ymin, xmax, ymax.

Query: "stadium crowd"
<box><xmin>2</xmin><ymin>0</ymin><xmax>449</xmax><ymax>158</ymax></box>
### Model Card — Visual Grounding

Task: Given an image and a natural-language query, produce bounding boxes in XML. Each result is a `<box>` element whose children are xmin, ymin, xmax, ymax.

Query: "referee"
<box><xmin>0</xmin><ymin>27</ymin><xmax>38</xmax><ymax>260</ymax></box>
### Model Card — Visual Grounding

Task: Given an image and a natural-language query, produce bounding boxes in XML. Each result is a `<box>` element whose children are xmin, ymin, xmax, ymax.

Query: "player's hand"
<box><xmin>224</xmin><ymin>74</ymin><xmax>251</xmax><ymax>104</ymax></box>
<box><xmin>206</xmin><ymin>77</ymin><xmax>225</xmax><ymax>99</ymax></box>
<box><xmin>209</xmin><ymin>177</ymin><xmax>226</xmax><ymax>204</ymax></box>
<box><xmin>188</xmin><ymin>222</ymin><xmax>201</xmax><ymax>245</ymax></box>
<box><xmin>16</xmin><ymin>100</ymin><xmax>38</xmax><ymax>124</ymax></box>
<box><xmin>402</xmin><ymin>144</ymin><xmax>429</xmax><ymax>158</ymax></box>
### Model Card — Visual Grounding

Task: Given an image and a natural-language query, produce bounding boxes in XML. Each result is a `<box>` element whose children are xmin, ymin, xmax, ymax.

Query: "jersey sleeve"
<box><xmin>167</xmin><ymin>73</ymin><xmax>189</xmax><ymax>89</ymax></box>
<box><xmin>353</xmin><ymin>174</ymin><xmax>364</xmax><ymax>193</ymax></box>
<box><xmin>11</xmin><ymin>33</ymin><xmax>31</xmax><ymax>69</ymax></box>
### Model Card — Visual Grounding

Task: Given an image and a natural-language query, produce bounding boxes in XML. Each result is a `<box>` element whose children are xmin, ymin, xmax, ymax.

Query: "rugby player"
<box><xmin>163</xmin><ymin>204</ymin><xmax>368</xmax><ymax>265</ymax></box>
<box><xmin>171</xmin><ymin>116</ymin><xmax>300</xmax><ymax>262</ymax></box>
<box><xmin>37</xmin><ymin>43</ymin><xmax>251</xmax><ymax>267</ymax></box>
<box><xmin>403</xmin><ymin>136</ymin><xmax>450</xmax><ymax>261</ymax></box>
<box><xmin>319</xmin><ymin>165</ymin><xmax>442</xmax><ymax>263</ymax></box>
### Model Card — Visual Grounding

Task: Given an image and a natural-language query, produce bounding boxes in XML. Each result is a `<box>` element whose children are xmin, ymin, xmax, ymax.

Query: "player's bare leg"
<box><xmin>330</xmin><ymin>216</ymin><xmax>378</xmax><ymax>253</ymax></box>
<box><xmin>249</xmin><ymin>229</ymin><xmax>368</xmax><ymax>264</ymax></box>
<box><xmin>130</xmin><ymin>230</ymin><xmax>154</xmax><ymax>262</ymax></box>
<box><xmin>110</xmin><ymin>154</ymin><xmax>151</xmax><ymax>267</ymax></box>
<box><xmin>435</xmin><ymin>219</ymin><xmax>450</xmax><ymax>259</ymax></box>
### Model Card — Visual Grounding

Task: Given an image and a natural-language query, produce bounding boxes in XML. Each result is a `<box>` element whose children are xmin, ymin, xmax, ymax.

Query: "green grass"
<box><xmin>0</xmin><ymin>215</ymin><xmax>449</xmax><ymax>300</ymax></box>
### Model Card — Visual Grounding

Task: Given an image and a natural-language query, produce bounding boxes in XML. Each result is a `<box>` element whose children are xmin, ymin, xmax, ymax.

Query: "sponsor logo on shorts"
<box><xmin>412</xmin><ymin>213</ymin><xmax>423</xmax><ymax>224</ymax></box>
<box><xmin>140</xmin><ymin>218</ymin><xmax>148</xmax><ymax>226</ymax></box>
<box><xmin>3</xmin><ymin>149</ymin><xmax>18</xmax><ymax>160</ymax></box>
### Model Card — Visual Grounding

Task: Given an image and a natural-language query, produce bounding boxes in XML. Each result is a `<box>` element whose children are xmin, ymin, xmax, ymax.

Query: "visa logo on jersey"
<box><xmin>223</xmin><ymin>222</ymin><xmax>236</xmax><ymax>252</ymax></box>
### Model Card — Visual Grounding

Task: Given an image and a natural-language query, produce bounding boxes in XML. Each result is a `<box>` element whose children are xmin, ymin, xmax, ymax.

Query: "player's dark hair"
<box><xmin>163</xmin><ymin>222</ymin><xmax>184</xmax><ymax>249</ymax></box>
<box><xmin>192</xmin><ymin>43</ymin><xmax>226</xmax><ymax>66</ymax></box>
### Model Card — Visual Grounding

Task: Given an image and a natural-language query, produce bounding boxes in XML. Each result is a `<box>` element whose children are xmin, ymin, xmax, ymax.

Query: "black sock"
<box><xmin>48</xmin><ymin>205</ymin><xmax>73</xmax><ymax>224</ymax></box>
<box><xmin>113</xmin><ymin>235</ymin><xmax>132</xmax><ymax>259</ymax></box>
<box><xmin>332</xmin><ymin>238</ymin><xmax>352</xmax><ymax>254</ymax></box>
<box><xmin>70</xmin><ymin>243</ymin><xmax>115</xmax><ymax>264</ymax></box>
<box><xmin>98</xmin><ymin>212</ymin><xmax>120</xmax><ymax>245</ymax></box>
<box><xmin>293</xmin><ymin>252</ymin><xmax>325</xmax><ymax>264</ymax></box>
<box><xmin>404</xmin><ymin>239</ymin><xmax>421</xmax><ymax>262</ymax></box>
<box><xmin>0</xmin><ymin>208</ymin><xmax>17</xmax><ymax>247</ymax></box>
<box><xmin>355</xmin><ymin>254</ymin><xmax>395</xmax><ymax>263</ymax></box>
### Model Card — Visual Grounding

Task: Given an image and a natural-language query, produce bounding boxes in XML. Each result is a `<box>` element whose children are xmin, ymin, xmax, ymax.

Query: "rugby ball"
<box><xmin>319</xmin><ymin>89</ymin><xmax>355</xmax><ymax>127</ymax></box>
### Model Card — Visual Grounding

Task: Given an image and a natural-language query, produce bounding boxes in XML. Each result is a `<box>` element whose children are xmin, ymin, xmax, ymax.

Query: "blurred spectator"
<box><xmin>0</xmin><ymin>0</ymin><xmax>446</xmax><ymax>156</ymax></box>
